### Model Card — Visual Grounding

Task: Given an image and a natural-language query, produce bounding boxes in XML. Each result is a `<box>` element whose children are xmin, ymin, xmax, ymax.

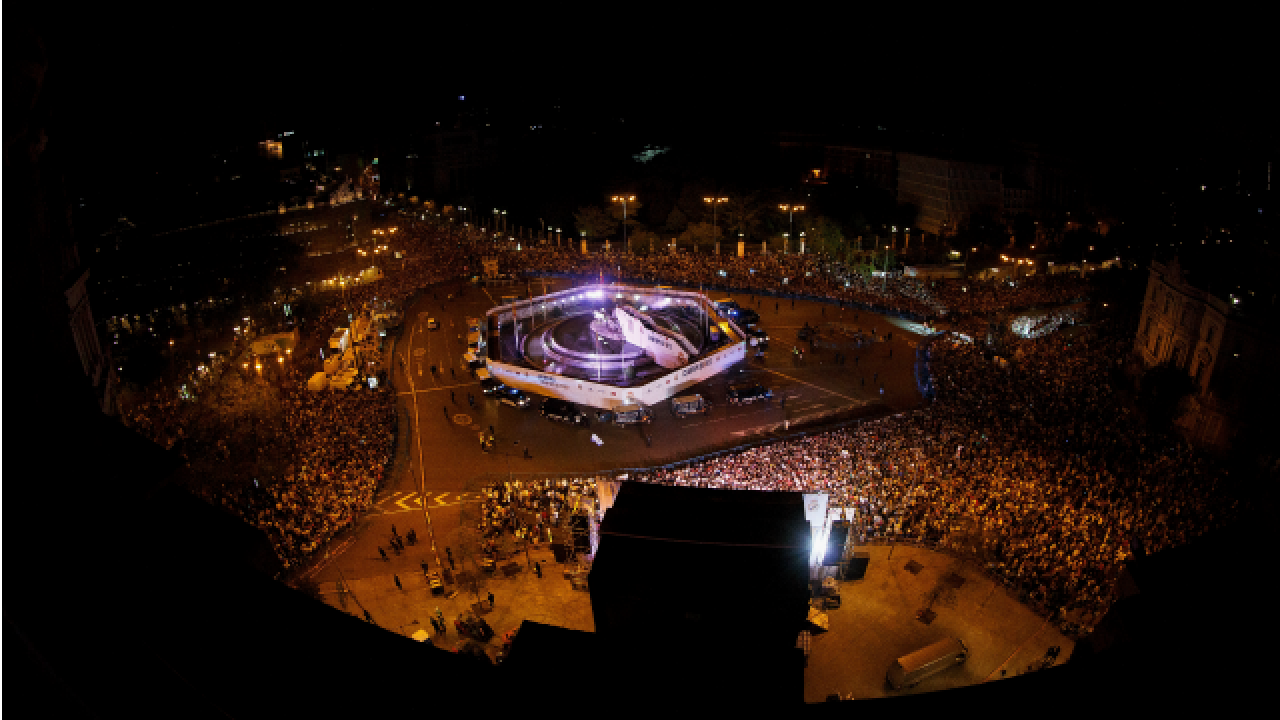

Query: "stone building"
<box><xmin>1133</xmin><ymin>257</ymin><xmax>1276</xmax><ymax>451</ymax></box>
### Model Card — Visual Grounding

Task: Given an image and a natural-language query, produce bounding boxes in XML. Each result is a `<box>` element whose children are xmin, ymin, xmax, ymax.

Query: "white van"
<box><xmin>886</xmin><ymin>637</ymin><xmax>969</xmax><ymax>690</ymax></box>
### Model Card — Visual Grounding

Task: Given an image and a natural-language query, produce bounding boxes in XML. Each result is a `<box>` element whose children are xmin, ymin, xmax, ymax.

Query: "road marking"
<box><xmin>396</xmin><ymin>382</ymin><xmax>479</xmax><ymax>396</ymax></box>
<box><xmin>370</xmin><ymin>491</ymin><xmax>485</xmax><ymax>514</ymax></box>
<box><xmin>757</xmin><ymin>367</ymin><xmax>859</xmax><ymax>402</ymax></box>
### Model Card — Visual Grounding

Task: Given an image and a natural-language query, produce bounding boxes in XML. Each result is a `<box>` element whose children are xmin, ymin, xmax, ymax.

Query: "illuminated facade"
<box><xmin>1134</xmin><ymin>258</ymin><xmax>1269</xmax><ymax>450</ymax></box>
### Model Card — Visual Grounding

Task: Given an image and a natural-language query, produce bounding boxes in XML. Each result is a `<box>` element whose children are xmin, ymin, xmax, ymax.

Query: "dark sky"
<box><xmin>34</xmin><ymin>7</ymin><xmax>1274</xmax><ymax>176</ymax></box>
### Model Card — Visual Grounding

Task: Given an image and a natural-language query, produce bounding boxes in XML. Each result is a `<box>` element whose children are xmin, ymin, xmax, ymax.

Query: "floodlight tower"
<box><xmin>779</xmin><ymin>203</ymin><xmax>805</xmax><ymax>254</ymax></box>
<box><xmin>611</xmin><ymin>195</ymin><xmax>636</xmax><ymax>253</ymax></box>
<box><xmin>704</xmin><ymin>196</ymin><xmax>728</xmax><ymax>254</ymax></box>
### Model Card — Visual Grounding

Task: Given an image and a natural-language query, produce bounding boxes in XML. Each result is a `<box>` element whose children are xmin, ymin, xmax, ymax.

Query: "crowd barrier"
<box><xmin>521</xmin><ymin>272</ymin><xmax>933</xmax><ymax>323</ymax></box>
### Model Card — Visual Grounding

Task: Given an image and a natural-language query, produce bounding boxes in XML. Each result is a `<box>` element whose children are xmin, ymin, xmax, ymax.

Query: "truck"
<box><xmin>885</xmin><ymin>637</ymin><xmax>969</xmax><ymax>690</ymax></box>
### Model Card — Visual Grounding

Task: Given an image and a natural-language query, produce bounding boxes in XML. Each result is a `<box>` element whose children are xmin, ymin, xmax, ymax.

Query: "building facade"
<box><xmin>896</xmin><ymin>152</ymin><xmax>1004</xmax><ymax>237</ymax></box>
<box><xmin>823</xmin><ymin>144</ymin><xmax>896</xmax><ymax>196</ymax></box>
<box><xmin>1133</xmin><ymin>258</ymin><xmax>1269</xmax><ymax>450</ymax></box>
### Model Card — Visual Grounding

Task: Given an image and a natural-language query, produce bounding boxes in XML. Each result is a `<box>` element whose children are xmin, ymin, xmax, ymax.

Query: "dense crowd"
<box><xmin>202</xmin><ymin>371</ymin><xmax>397</xmax><ymax>567</ymax></box>
<box><xmin>125</xmin><ymin>218</ymin><xmax>479</xmax><ymax>569</ymax></box>
<box><xmin>124</xmin><ymin>215</ymin><xmax>1168</xmax><ymax>593</ymax></box>
<box><xmin>476</xmin><ymin>477</ymin><xmax>600</xmax><ymax>557</ymax></box>
<box><xmin>495</xmin><ymin>243</ymin><xmax>1089</xmax><ymax>321</ymax></box>
<box><xmin>466</xmin><ymin>298</ymin><xmax>1241</xmax><ymax>639</ymax></box>
<box><xmin>615</xmin><ymin>315</ymin><xmax>1241</xmax><ymax>637</ymax></box>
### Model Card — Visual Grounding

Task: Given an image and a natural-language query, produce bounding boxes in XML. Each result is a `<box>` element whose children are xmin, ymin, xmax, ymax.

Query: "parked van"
<box><xmin>467</xmin><ymin>331</ymin><xmax>485</xmax><ymax>352</ymax></box>
<box><xmin>886</xmin><ymin>637</ymin><xmax>969</xmax><ymax>690</ymax></box>
<box><xmin>671</xmin><ymin>394</ymin><xmax>711</xmax><ymax>417</ymax></box>
<box><xmin>611</xmin><ymin>404</ymin><xmax>652</xmax><ymax>425</ymax></box>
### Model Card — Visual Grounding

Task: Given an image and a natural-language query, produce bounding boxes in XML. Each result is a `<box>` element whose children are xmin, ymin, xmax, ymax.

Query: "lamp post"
<box><xmin>704</xmin><ymin>196</ymin><xmax>728</xmax><ymax>255</ymax></box>
<box><xmin>611</xmin><ymin>195</ymin><xmax>635</xmax><ymax>254</ymax></box>
<box><xmin>779</xmin><ymin>204</ymin><xmax>805</xmax><ymax>254</ymax></box>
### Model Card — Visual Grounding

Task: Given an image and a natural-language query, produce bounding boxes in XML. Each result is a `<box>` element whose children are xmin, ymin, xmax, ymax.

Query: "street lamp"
<box><xmin>779</xmin><ymin>204</ymin><xmax>805</xmax><ymax>254</ymax></box>
<box><xmin>704</xmin><ymin>196</ymin><xmax>728</xmax><ymax>255</ymax></box>
<box><xmin>611</xmin><ymin>195</ymin><xmax>635</xmax><ymax>253</ymax></box>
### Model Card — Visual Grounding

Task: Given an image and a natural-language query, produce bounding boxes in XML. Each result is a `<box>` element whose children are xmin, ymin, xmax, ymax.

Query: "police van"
<box><xmin>670</xmin><ymin>394</ymin><xmax>711</xmax><ymax>418</ymax></box>
<box><xmin>611</xmin><ymin>403</ymin><xmax>652</xmax><ymax>425</ymax></box>
<box><xmin>713</xmin><ymin>298</ymin><xmax>740</xmax><ymax>317</ymax></box>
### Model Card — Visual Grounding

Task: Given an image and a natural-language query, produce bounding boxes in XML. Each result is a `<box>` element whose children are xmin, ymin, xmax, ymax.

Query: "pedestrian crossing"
<box><xmin>371</xmin><ymin>490</ymin><xmax>485</xmax><ymax>514</ymax></box>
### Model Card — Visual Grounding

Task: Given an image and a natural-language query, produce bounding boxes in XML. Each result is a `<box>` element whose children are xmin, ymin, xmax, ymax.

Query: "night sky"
<box><xmin>25</xmin><ymin>7</ymin><xmax>1272</xmax><ymax>198</ymax></box>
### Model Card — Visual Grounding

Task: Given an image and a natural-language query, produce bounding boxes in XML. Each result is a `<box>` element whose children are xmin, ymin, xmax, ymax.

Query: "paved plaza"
<box><xmin>316</xmin><ymin>538</ymin><xmax>1070</xmax><ymax>701</ymax></box>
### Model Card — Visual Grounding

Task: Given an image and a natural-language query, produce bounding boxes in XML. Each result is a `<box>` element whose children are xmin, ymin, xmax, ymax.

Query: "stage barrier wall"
<box><xmin>486</xmin><ymin>284</ymin><xmax>747</xmax><ymax>410</ymax></box>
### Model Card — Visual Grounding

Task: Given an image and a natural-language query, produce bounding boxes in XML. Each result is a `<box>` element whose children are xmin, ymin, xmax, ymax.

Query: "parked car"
<box><xmin>498</xmin><ymin>387</ymin><xmax>531</xmax><ymax>408</ymax></box>
<box><xmin>744</xmin><ymin>326</ymin><xmax>770</xmax><ymax>345</ymax></box>
<box><xmin>480</xmin><ymin>377</ymin><xmax>506</xmax><ymax>396</ymax></box>
<box><xmin>671</xmin><ymin>394</ymin><xmax>711</xmax><ymax>417</ymax></box>
<box><xmin>427</xmin><ymin>317</ymin><xmax>438</xmax><ymax>330</ymax></box>
<box><xmin>611</xmin><ymin>403</ymin><xmax>653</xmax><ymax>424</ymax></box>
<box><xmin>727</xmin><ymin>383</ymin><xmax>773</xmax><ymax>405</ymax></box>
<box><xmin>541</xmin><ymin>398</ymin><xmax>588</xmax><ymax>425</ymax></box>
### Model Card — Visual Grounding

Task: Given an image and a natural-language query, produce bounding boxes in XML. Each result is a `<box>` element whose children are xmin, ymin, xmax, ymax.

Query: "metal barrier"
<box><xmin>521</xmin><ymin>272</ymin><xmax>932</xmax><ymax>323</ymax></box>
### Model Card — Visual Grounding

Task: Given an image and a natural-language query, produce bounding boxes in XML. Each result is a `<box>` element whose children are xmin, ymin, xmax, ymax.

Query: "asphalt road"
<box><xmin>311</xmin><ymin>267</ymin><xmax>927</xmax><ymax>586</ymax></box>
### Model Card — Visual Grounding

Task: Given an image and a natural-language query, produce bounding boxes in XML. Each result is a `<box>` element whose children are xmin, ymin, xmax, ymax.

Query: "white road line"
<box><xmin>396</xmin><ymin>381</ymin><xmax>479</xmax><ymax>396</ymax></box>
<box><xmin>757</xmin><ymin>367</ymin><xmax>860</xmax><ymax>403</ymax></box>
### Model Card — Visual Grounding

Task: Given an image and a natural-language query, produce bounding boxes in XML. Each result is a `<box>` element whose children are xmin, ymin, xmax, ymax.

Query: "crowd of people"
<box><xmin>477</xmin><ymin>476</ymin><xmax>600</xmax><ymax>552</ymax></box>
<box><xmin>124</xmin><ymin>216</ymin><xmax>479</xmax><ymax>569</ymax></box>
<box><xmin>615</xmin><ymin>314</ymin><xmax>1241</xmax><ymax>638</ymax></box>
<box><xmin>495</xmin><ymin>242</ymin><xmax>1089</xmax><ymax>322</ymax></box>
<box><xmin>124</xmin><ymin>213</ymin><xmax>1226</xmax><ymax>613</ymax></box>
<box><xmin>201</xmin><ymin>370</ymin><xmax>397</xmax><ymax>567</ymax></box>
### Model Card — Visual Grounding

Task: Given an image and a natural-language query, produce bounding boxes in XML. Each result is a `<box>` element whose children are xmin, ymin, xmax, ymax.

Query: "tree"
<box><xmin>629</xmin><ymin>228</ymin><xmax>660</xmax><ymax>255</ymax></box>
<box><xmin>662</xmin><ymin>206</ymin><xmax>690</xmax><ymax>235</ymax></box>
<box><xmin>722</xmin><ymin>192</ymin><xmax>767</xmax><ymax>243</ymax></box>
<box><xmin>573</xmin><ymin>205</ymin><xmax>618</xmax><ymax>241</ymax></box>
<box><xmin>606</xmin><ymin>198</ymin><xmax>645</xmax><ymax>230</ymax></box>
<box><xmin>679</xmin><ymin>222</ymin><xmax>720</xmax><ymax>254</ymax></box>
<box><xmin>803</xmin><ymin>215</ymin><xmax>844</xmax><ymax>256</ymax></box>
